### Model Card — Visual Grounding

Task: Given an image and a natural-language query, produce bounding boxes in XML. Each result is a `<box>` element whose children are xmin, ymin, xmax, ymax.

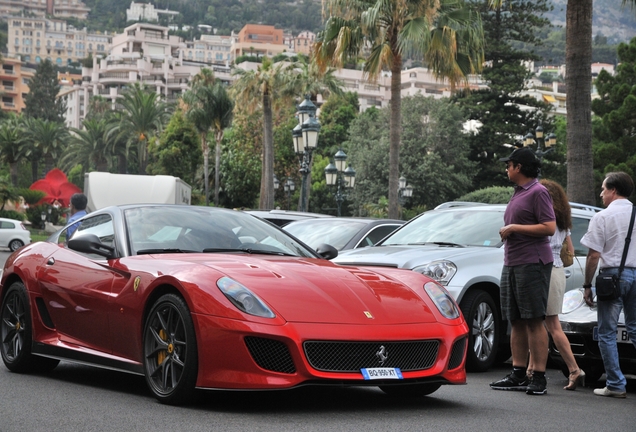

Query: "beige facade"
<box><xmin>0</xmin><ymin>56</ymin><xmax>35</xmax><ymax>114</ymax></box>
<box><xmin>0</xmin><ymin>0</ymin><xmax>89</xmax><ymax>19</ymax></box>
<box><xmin>292</xmin><ymin>31</ymin><xmax>315</xmax><ymax>56</ymax></box>
<box><xmin>60</xmin><ymin>23</ymin><xmax>233</xmax><ymax>129</ymax></box>
<box><xmin>183</xmin><ymin>34</ymin><xmax>236</xmax><ymax>66</ymax></box>
<box><xmin>234</xmin><ymin>24</ymin><xmax>287</xmax><ymax>58</ymax></box>
<box><xmin>7</xmin><ymin>16</ymin><xmax>110</xmax><ymax>66</ymax></box>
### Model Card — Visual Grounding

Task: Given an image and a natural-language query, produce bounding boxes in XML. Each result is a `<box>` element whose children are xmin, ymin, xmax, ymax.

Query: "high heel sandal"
<box><xmin>564</xmin><ymin>369</ymin><xmax>586</xmax><ymax>391</ymax></box>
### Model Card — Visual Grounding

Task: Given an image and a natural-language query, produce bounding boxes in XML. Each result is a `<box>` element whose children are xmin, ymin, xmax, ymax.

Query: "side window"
<box><xmin>0</xmin><ymin>221</ymin><xmax>14</xmax><ymax>229</ymax></box>
<box><xmin>359</xmin><ymin>225</ymin><xmax>401</xmax><ymax>248</ymax></box>
<box><xmin>60</xmin><ymin>214</ymin><xmax>115</xmax><ymax>253</ymax></box>
<box><xmin>571</xmin><ymin>216</ymin><xmax>591</xmax><ymax>256</ymax></box>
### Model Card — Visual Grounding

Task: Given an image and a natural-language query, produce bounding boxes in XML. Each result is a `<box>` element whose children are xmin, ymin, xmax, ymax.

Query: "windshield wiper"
<box><xmin>136</xmin><ymin>248</ymin><xmax>195</xmax><ymax>255</ymax></box>
<box><xmin>203</xmin><ymin>247</ymin><xmax>294</xmax><ymax>256</ymax></box>
<box><xmin>401</xmin><ymin>242</ymin><xmax>465</xmax><ymax>247</ymax></box>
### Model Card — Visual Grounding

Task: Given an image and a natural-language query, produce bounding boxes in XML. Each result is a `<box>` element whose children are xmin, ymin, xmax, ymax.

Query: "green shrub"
<box><xmin>0</xmin><ymin>210</ymin><xmax>25</xmax><ymax>221</ymax></box>
<box><xmin>457</xmin><ymin>186</ymin><xmax>514</xmax><ymax>204</ymax></box>
<box><xmin>17</xmin><ymin>188</ymin><xmax>46</xmax><ymax>205</ymax></box>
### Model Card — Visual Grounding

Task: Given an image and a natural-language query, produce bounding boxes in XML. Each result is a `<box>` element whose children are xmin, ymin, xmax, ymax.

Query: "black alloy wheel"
<box><xmin>1</xmin><ymin>281</ymin><xmax>59</xmax><ymax>373</ymax></box>
<box><xmin>143</xmin><ymin>293</ymin><xmax>198</xmax><ymax>405</ymax></box>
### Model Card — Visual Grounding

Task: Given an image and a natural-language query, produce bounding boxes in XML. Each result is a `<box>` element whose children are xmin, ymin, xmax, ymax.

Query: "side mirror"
<box><xmin>315</xmin><ymin>243</ymin><xmax>338</xmax><ymax>260</ymax></box>
<box><xmin>68</xmin><ymin>233</ymin><xmax>115</xmax><ymax>259</ymax></box>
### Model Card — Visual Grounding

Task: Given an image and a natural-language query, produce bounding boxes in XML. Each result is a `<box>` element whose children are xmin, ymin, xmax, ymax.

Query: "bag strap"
<box><xmin>617</xmin><ymin>205</ymin><xmax>636</xmax><ymax>280</ymax></box>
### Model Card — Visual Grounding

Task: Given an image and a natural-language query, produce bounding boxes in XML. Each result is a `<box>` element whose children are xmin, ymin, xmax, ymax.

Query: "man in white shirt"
<box><xmin>581</xmin><ymin>171</ymin><xmax>636</xmax><ymax>398</ymax></box>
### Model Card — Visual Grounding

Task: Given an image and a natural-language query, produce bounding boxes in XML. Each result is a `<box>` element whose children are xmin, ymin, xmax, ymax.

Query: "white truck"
<box><xmin>84</xmin><ymin>172</ymin><xmax>192</xmax><ymax>211</ymax></box>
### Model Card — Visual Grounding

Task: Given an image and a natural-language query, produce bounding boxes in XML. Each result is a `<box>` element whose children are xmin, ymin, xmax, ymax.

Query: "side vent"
<box><xmin>244</xmin><ymin>336</ymin><xmax>296</xmax><ymax>374</ymax></box>
<box><xmin>448</xmin><ymin>337</ymin><xmax>466</xmax><ymax>370</ymax></box>
<box><xmin>35</xmin><ymin>297</ymin><xmax>55</xmax><ymax>329</ymax></box>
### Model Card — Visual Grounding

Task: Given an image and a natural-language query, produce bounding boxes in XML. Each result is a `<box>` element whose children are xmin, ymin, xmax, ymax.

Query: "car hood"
<box><xmin>560</xmin><ymin>303</ymin><xmax>625</xmax><ymax>324</ymax></box>
<box><xmin>154</xmin><ymin>254</ymin><xmax>439</xmax><ymax>325</ymax></box>
<box><xmin>333</xmin><ymin>244</ymin><xmax>500</xmax><ymax>269</ymax></box>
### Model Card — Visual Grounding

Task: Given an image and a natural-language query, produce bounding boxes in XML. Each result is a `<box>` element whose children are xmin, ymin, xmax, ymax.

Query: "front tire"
<box><xmin>1</xmin><ymin>282</ymin><xmax>59</xmax><ymax>373</ymax></box>
<box><xmin>143</xmin><ymin>294</ymin><xmax>198</xmax><ymax>405</ymax></box>
<box><xmin>460</xmin><ymin>289</ymin><xmax>500</xmax><ymax>372</ymax></box>
<box><xmin>379</xmin><ymin>383</ymin><xmax>442</xmax><ymax>397</ymax></box>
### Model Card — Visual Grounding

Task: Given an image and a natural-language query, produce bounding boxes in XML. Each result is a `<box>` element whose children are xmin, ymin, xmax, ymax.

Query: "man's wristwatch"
<box><xmin>583</xmin><ymin>284</ymin><xmax>592</xmax><ymax>289</ymax></box>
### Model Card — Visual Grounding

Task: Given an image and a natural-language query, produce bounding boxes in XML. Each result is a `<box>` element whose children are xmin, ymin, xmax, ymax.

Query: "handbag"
<box><xmin>560</xmin><ymin>239</ymin><xmax>574</xmax><ymax>267</ymax></box>
<box><xmin>595</xmin><ymin>205</ymin><xmax>636</xmax><ymax>301</ymax></box>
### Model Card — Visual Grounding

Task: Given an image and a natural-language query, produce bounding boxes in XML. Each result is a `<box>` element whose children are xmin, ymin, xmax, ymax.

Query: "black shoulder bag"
<box><xmin>595</xmin><ymin>205</ymin><xmax>636</xmax><ymax>301</ymax></box>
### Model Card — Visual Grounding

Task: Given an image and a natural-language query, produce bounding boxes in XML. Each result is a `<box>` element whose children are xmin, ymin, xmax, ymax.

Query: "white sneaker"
<box><xmin>593</xmin><ymin>387</ymin><xmax>626</xmax><ymax>398</ymax></box>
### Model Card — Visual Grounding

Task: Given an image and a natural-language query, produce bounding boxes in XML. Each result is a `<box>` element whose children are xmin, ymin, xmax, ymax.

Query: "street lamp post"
<box><xmin>397</xmin><ymin>176</ymin><xmax>414</xmax><ymax>216</ymax></box>
<box><xmin>325</xmin><ymin>149</ymin><xmax>356</xmax><ymax>216</ymax></box>
<box><xmin>284</xmin><ymin>178</ymin><xmax>295</xmax><ymax>210</ymax></box>
<box><xmin>523</xmin><ymin>125</ymin><xmax>557</xmax><ymax>176</ymax></box>
<box><xmin>40</xmin><ymin>212</ymin><xmax>46</xmax><ymax>229</ymax></box>
<box><xmin>292</xmin><ymin>95</ymin><xmax>321</xmax><ymax>212</ymax></box>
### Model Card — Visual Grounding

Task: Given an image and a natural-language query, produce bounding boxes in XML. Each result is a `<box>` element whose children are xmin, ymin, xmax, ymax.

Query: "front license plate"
<box><xmin>361</xmin><ymin>368</ymin><xmax>403</xmax><ymax>380</ymax></box>
<box><xmin>593</xmin><ymin>326</ymin><xmax>631</xmax><ymax>343</ymax></box>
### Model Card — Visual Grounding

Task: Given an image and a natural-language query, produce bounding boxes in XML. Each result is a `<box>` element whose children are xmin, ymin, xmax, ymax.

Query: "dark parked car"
<box><xmin>549</xmin><ymin>288</ymin><xmax>636</xmax><ymax>384</ymax></box>
<box><xmin>284</xmin><ymin>217</ymin><xmax>404</xmax><ymax>251</ymax></box>
<box><xmin>245</xmin><ymin>209</ymin><xmax>334</xmax><ymax>227</ymax></box>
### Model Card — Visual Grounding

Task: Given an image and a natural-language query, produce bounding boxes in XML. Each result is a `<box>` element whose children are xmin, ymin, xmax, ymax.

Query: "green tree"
<box><xmin>231</xmin><ymin>57</ymin><xmax>297</xmax><ymax>209</ymax></box>
<box><xmin>316</xmin><ymin>0</ymin><xmax>484</xmax><ymax>218</ymax></box>
<box><xmin>22</xmin><ymin>118</ymin><xmax>69</xmax><ymax>179</ymax></box>
<box><xmin>457</xmin><ymin>0</ymin><xmax>555</xmax><ymax>189</ymax></box>
<box><xmin>346</xmin><ymin>95</ymin><xmax>474</xmax><ymax>213</ymax></box>
<box><xmin>209</xmin><ymin>83</ymin><xmax>234</xmax><ymax>206</ymax></box>
<box><xmin>112</xmin><ymin>83</ymin><xmax>170</xmax><ymax>174</ymax></box>
<box><xmin>60</xmin><ymin>118</ymin><xmax>114</xmax><ymax>174</ymax></box>
<box><xmin>23</xmin><ymin>59</ymin><xmax>66</xmax><ymax>123</ymax></box>
<box><xmin>0</xmin><ymin>115</ymin><xmax>26</xmax><ymax>186</ymax></box>
<box><xmin>147</xmin><ymin>110</ymin><xmax>203</xmax><ymax>187</ymax></box>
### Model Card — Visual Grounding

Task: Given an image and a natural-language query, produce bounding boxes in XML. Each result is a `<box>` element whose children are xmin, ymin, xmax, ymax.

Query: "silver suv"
<box><xmin>333</xmin><ymin>202</ymin><xmax>599</xmax><ymax>372</ymax></box>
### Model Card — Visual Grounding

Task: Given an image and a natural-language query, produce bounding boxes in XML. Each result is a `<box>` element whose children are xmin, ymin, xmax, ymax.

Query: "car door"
<box><xmin>36</xmin><ymin>214</ymin><xmax>117</xmax><ymax>353</ymax></box>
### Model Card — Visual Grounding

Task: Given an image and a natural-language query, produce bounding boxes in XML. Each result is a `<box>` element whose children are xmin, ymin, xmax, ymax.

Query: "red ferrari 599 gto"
<box><xmin>1</xmin><ymin>205</ymin><xmax>467</xmax><ymax>404</ymax></box>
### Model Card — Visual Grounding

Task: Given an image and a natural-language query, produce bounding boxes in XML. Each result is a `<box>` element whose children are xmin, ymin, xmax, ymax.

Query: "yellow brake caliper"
<box><xmin>157</xmin><ymin>329</ymin><xmax>168</xmax><ymax>365</ymax></box>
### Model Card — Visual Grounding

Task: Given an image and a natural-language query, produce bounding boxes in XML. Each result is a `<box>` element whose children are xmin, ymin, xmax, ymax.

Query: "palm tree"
<box><xmin>22</xmin><ymin>117</ymin><xmax>69</xmax><ymax>178</ymax></box>
<box><xmin>232</xmin><ymin>57</ymin><xmax>298</xmax><ymax>209</ymax></box>
<box><xmin>0</xmin><ymin>115</ymin><xmax>26</xmax><ymax>186</ymax></box>
<box><xmin>209</xmin><ymin>83</ymin><xmax>234</xmax><ymax>206</ymax></box>
<box><xmin>113</xmin><ymin>83</ymin><xmax>170</xmax><ymax>174</ymax></box>
<box><xmin>316</xmin><ymin>0</ymin><xmax>484</xmax><ymax>218</ymax></box>
<box><xmin>60</xmin><ymin>118</ymin><xmax>114</xmax><ymax>173</ymax></box>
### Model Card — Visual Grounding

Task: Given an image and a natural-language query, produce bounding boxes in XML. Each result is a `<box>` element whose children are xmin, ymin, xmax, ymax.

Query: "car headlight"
<box><xmin>217</xmin><ymin>277</ymin><xmax>275</xmax><ymax>318</ymax></box>
<box><xmin>424</xmin><ymin>281</ymin><xmax>461</xmax><ymax>319</ymax></box>
<box><xmin>561</xmin><ymin>288</ymin><xmax>585</xmax><ymax>314</ymax></box>
<box><xmin>413</xmin><ymin>260</ymin><xmax>457</xmax><ymax>285</ymax></box>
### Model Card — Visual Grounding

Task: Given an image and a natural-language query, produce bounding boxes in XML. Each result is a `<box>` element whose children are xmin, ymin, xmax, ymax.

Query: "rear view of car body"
<box><xmin>0</xmin><ymin>218</ymin><xmax>31</xmax><ymax>252</ymax></box>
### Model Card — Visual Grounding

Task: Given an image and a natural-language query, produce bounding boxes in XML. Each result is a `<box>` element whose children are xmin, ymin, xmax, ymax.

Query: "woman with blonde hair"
<box><xmin>527</xmin><ymin>179</ymin><xmax>585</xmax><ymax>390</ymax></box>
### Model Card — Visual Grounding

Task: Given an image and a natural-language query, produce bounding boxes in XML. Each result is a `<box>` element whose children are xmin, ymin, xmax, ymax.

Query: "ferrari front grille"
<box><xmin>448</xmin><ymin>337</ymin><xmax>466</xmax><ymax>370</ymax></box>
<box><xmin>244</xmin><ymin>336</ymin><xmax>296</xmax><ymax>374</ymax></box>
<box><xmin>303</xmin><ymin>340</ymin><xmax>439</xmax><ymax>372</ymax></box>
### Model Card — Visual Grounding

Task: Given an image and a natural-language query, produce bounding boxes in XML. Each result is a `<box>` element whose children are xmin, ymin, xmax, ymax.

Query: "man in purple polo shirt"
<box><xmin>490</xmin><ymin>147</ymin><xmax>556</xmax><ymax>395</ymax></box>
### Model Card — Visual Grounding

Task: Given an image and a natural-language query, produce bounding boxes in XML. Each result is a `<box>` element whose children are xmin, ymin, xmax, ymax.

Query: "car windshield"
<box><xmin>124</xmin><ymin>206</ymin><xmax>317</xmax><ymax>257</ymax></box>
<box><xmin>380</xmin><ymin>208</ymin><xmax>504</xmax><ymax>247</ymax></box>
<box><xmin>284</xmin><ymin>219</ymin><xmax>367</xmax><ymax>250</ymax></box>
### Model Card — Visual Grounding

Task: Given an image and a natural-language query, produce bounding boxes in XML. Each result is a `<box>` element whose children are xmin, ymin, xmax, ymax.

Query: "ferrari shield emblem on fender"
<box><xmin>134</xmin><ymin>276</ymin><xmax>141</xmax><ymax>292</ymax></box>
<box><xmin>364</xmin><ymin>311</ymin><xmax>373</xmax><ymax>319</ymax></box>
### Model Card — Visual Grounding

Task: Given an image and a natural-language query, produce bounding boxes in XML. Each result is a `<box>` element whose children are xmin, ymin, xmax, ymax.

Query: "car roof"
<box><xmin>284</xmin><ymin>217</ymin><xmax>403</xmax><ymax>226</ymax></box>
<box><xmin>434</xmin><ymin>201</ymin><xmax>601</xmax><ymax>216</ymax></box>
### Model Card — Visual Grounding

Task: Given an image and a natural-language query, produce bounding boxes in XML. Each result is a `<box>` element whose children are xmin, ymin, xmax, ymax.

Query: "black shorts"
<box><xmin>500</xmin><ymin>262</ymin><xmax>551</xmax><ymax>320</ymax></box>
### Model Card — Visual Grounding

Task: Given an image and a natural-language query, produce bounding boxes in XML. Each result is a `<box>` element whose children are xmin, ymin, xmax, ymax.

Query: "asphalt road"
<box><xmin>0</xmin><ymin>362</ymin><xmax>634</xmax><ymax>432</ymax></box>
<box><xmin>0</xmin><ymin>249</ymin><xmax>634</xmax><ymax>431</ymax></box>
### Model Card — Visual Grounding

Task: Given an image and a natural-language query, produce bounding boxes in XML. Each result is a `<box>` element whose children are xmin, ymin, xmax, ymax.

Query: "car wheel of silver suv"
<box><xmin>459</xmin><ymin>289</ymin><xmax>501</xmax><ymax>372</ymax></box>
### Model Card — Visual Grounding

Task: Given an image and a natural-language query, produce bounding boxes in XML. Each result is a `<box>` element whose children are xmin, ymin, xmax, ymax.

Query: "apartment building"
<box><xmin>60</xmin><ymin>22</ymin><xmax>232</xmax><ymax>129</ymax></box>
<box><xmin>0</xmin><ymin>0</ymin><xmax>90</xmax><ymax>19</ymax></box>
<box><xmin>183</xmin><ymin>34</ymin><xmax>235</xmax><ymax>65</ymax></box>
<box><xmin>126</xmin><ymin>2</ymin><xmax>179</xmax><ymax>22</ymax></box>
<box><xmin>7</xmin><ymin>16</ymin><xmax>111</xmax><ymax>66</ymax></box>
<box><xmin>292</xmin><ymin>31</ymin><xmax>315</xmax><ymax>56</ymax></box>
<box><xmin>0</xmin><ymin>56</ymin><xmax>35</xmax><ymax>114</ymax></box>
<box><xmin>233</xmin><ymin>24</ymin><xmax>287</xmax><ymax>58</ymax></box>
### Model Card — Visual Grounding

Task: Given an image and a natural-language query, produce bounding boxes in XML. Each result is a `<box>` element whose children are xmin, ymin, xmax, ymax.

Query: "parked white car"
<box><xmin>333</xmin><ymin>202</ymin><xmax>600</xmax><ymax>372</ymax></box>
<box><xmin>0</xmin><ymin>218</ymin><xmax>31</xmax><ymax>251</ymax></box>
